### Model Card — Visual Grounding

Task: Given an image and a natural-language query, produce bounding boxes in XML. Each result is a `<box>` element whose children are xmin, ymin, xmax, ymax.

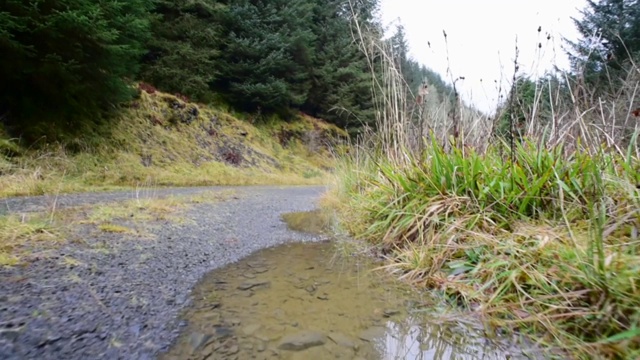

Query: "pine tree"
<box><xmin>0</xmin><ymin>0</ymin><xmax>153</xmax><ymax>140</ymax></box>
<box><xmin>302</xmin><ymin>0</ymin><xmax>379</xmax><ymax>130</ymax></box>
<box><xmin>213</xmin><ymin>0</ymin><xmax>315</xmax><ymax>116</ymax></box>
<box><xmin>140</xmin><ymin>0</ymin><xmax>223</xmax><ymax>102</ymax></box>
<box><xmin>567</xmin><ymin>0</ymin><xmax>640</xmax><ymax>87</ymax></box>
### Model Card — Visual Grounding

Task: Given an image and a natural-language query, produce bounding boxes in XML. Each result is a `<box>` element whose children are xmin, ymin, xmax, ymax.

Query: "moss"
<box><xmin>0</xmin><ymin>87</ymin><xmax>343</xmax><ymax>197</ymax></box>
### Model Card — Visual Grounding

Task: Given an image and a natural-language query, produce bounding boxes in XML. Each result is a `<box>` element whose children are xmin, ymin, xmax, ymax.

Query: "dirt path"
<box><xmin>0</xmin><ymin>185</ymin><xmax>327</xmax><ymax>360</ymax></box>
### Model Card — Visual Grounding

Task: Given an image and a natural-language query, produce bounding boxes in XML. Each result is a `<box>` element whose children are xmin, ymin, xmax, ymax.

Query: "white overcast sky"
<box><xmin>379</xmin><ymin>0</ymin><xmax>587</xmax><ymax>114</ymax></box>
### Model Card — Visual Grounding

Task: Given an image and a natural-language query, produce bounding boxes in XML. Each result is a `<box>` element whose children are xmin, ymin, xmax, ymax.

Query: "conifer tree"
<box><xmin>213</xmin><ymin>0</ymin><xmax>315</xmax><ymax>116</ymax></box>
<box><xmin>567</xmin><ymin>0</ymin><xmax>640</xmax><ymax>87</ymax></box>
<box><xmin>141</xmin><ymin>0</ymin><xmax>222</xmax><ymax>102</ymax></box>
<box><xmin>0</xmin><ymin>0</ymin><xmax>152</xmax><ymax>139</ymax></box>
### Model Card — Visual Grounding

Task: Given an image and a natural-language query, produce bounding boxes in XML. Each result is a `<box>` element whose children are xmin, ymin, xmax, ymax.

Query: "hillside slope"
<box><xmin>0</xmin><ymin>85</ymin><xmax>347</xmax><ymax>198</ymax></box>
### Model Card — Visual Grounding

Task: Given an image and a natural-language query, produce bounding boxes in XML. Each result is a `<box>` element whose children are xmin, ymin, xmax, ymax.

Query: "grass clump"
<box><xmin>336</xmin><ymin>140</ymin><xmax>639</xmax><ymax>358</ymax></box>
<box><xmin>328</xmin><ymin>18</ymin><xmax>640</xmax><ymax>359</ymax></box>
<box><xmin>0</xmin><ymin>213</ymin><xmax>61</xmax><ymax>266</ymax></box>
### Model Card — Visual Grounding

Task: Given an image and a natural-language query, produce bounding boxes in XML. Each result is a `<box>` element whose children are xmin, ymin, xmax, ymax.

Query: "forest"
<box><xmin>1</xmin><ymin>0</ymin><xmax>639</xmax><ymax>358</ymax></box>
<box><xmin>0</xmin><ymin>0</ymin><xmax>453</xmax><ymax>143</ymax></box>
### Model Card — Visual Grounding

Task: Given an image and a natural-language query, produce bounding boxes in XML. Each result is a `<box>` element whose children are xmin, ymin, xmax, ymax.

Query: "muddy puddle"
<box><xmin>160</xmin><ymin>212</ymin><xmax>539</xmax><ymax>360</ymax></box>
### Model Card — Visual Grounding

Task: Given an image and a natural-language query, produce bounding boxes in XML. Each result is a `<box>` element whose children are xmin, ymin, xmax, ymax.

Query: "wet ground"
<box><xmin>160</xmin><ymin>212</ymin><xmax>536</xmax><ymax>360</ymax></box>
<box><xmin>0</xmin><ymin>187</ymin><xmax>327</xmax><ymax>360</ymax></box>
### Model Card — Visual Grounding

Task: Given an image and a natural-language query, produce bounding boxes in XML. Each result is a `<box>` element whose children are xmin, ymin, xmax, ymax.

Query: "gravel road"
<box><xmin>0</xmin><ymin>185</ymin><xmax>328</xmax><ymax>360</ymax></box>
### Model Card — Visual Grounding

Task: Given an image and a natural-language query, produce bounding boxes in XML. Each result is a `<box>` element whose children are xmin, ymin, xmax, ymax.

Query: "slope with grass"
<box><xmin>0</xmin><ymin>84</ymin><xmax>347</xmax><ymax>198</ymax></box>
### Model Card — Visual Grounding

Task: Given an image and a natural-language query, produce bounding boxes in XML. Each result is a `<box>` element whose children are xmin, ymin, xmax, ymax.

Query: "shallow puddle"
<box><xmin>160</xmin><ymin>236</ymin><xmax>538</xmax><ymax>359</ymax></box>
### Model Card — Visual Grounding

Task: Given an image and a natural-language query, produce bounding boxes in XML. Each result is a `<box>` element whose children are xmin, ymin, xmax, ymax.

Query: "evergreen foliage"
<box><xmin>496</xmin><ymin>74</ymin><xmax>573</xmax><ymax>142</ymax></box>
<box><xmin>140</xmin><ymin>0</ymin><xmax>222</xmax><ymax>102</ymax></box>
<box><xmin>0</xmin><ymin>0</ymin><xmax>455</xmax><ymax>140</ymax></box>
<box><xmin>567</xmin><ymin>0</ymin><xmax>640</xmax><ymax>87</ymax></box>
<box><xmin>301</xmin><ymin>0</ymin><xmax>380</xmax><ymax>130</ymax></box>
<box><xmin>212</xmin><ymin>0</ymin><xmax>315</xmax><ymax>116</ymax></box>
<box><xmin>0</xmin><ymin>0</ymin><xmax>152</xmax><ymax>140</ymax></box>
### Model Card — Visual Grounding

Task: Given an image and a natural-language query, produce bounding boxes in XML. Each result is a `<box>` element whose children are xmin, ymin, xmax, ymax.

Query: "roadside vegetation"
<box><xmin>0</xmin><ymin>190</ymin><xmax>235</xmax><ymax>266</ymax></box>
<box><xmin>327</xmin><ymin>0</ymin><xmax>640</xmax><ymax>358</ymax></box>
<box><xmin>1</xmin><ymin>0</ymin><xmax>638</xmax><ymax>357</ymax></box>
<box><xmin>0</xmin><ymin>88</ymin><xmax>345</xmax><ymax>198</ymax></box>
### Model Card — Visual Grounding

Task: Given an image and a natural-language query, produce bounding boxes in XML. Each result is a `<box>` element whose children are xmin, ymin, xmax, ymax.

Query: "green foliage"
<box><xmin>496</xmin><ymin>76</ymin><xmax>537</xmax><ymax>140</ymax></box>
<box><xmin>140</xmin><ymin>0</ymin><xmax>223</xmax><ymax>102</ymax></box>
<box><xmin>334</xmin><ymin>139</ymin><xmax>640</xmax><ymax>358</ymax></box>
<box><xmin>496</xmin><ymin>74</ymin><xmax>573</xmax><ymax>142</ymax></box>
<box><xmin>301</xmin><ymin>0</ymin><xmax>380</xmax><ymax>130</ymax></box>
<box><xmin>213</xmin><ymin>0</ymin><xmax>315</xmax><ymax>115</ymax></box>
<box><xmin>0</xmin><ymin>0</ymin><xmax>388</xmax><ymax>139</ymax></box>
<box><xmin>0</xmin><ymin>0</ymin><xmax>153</xmax><ymax>141</ymax></box>
<box><xmin>567</xmin><ymin>0</ymin><xmax>640</xmax><ymax>88</ymax></box>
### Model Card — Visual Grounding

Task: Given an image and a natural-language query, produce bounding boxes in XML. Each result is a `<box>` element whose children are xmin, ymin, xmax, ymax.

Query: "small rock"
<box><xmin>256</xmin><ymin>340</ymin><xmax>267</xmax><ymax>352</ymax></box>
<box><xmin>0</xmin><ymin>328</ymin><xmax>22</xmax><ymax>342</ymax></box>
<box><xmin>328</xmin><ymin>332</ymin><xmax>358</xmax><ymax>350</ymax></box>
<box><xmin>213</xmin><ymin>326</ymin><xmax>233</xmax><ymax>339</ymax></box>
<box><xmin>237</xmin><ymin>280</ymin><xmax>270</xmax><ymax>291</ymax></box>
<box><xmin>242</xmin><ymin>324</ymin><xmax>262</xmax><ymax>336</ymax></box>
<box><xmin>189</xmin><ymin>332</ymin><xmax>212</xmax><ymax>353</ymax></box>
<box><xmin>203</xmin><ymin>312</ymin><xmax>221</xmax><ymax>322</ymax></box>
<box><xmin>209</xmin><ymin>302</ymin><xmax>221</xmax><ymax>309</ymax></box>
<box><xmin>226</xmin><ymin>344</ymin><xmax>239</xmax><ymax>355</ymax></box>
<box><xmin>316</xmin><ymin>294</ymin><xmax>329</xmax><ymax>301</ymax></box>
<box><xmin>7</xmin><ymin>296</ymin><xmax>23</xmax><ymax>303</ymax></box>
<box><xmin>277</xmin><ymin>330</ymin><xmax>326</xmax><ymax>351</ymax></box>
<box><xmin>382</xmin><ymin>309</ymin><xmax>400</xmax><ymax>318</ymax></box>
<box><xmin>253</xmin><ymin>267</ymin><xmax>269</xmax><ymax>274</ymax></box>
<box><xmin>242</xmin><ymin>273</ymin><xmax>256</xmax><ymax>279</ymax></box>
<box><xmin>358</xmin><ymin>327</ymin><xmax>386</xmax><ymax>342</ymax></box>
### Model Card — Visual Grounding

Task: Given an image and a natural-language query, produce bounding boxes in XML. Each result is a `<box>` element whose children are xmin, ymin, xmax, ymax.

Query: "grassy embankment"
<box><xmin>324</xmin><ymin>26</ymin><xmax>640</xmax><ymax>359</ymax></box>
<box><xmin>0</xmin><ymin>84</ymin><xmax>346</xmax><ymax>198</ymax></box>
<box><xmin>0</xmin><ymin>85</ymin><xmax>346</xmax><ymax>266</ymax></box>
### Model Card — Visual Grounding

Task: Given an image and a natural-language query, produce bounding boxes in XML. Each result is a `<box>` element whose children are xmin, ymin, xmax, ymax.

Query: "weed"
<box><xmin>328</xmin><ymin>13</ymin><xmax>640</xmax><ymax>359</ymax></box>
<box><xmin>0</xmin><ymin>213</ymin><xmax>61</xmax><ymax>266</ymax></box>
<box><xmin>98</xmin><ymin>223</ymin><xmax>134</xmax><ymax>234</ymax></box>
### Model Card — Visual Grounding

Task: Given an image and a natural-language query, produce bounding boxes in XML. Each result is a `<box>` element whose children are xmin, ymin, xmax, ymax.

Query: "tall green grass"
<box><xmin>330</xmin><ymin>6</ymin><xmax>640</xmax><ymax>358</ymax></box>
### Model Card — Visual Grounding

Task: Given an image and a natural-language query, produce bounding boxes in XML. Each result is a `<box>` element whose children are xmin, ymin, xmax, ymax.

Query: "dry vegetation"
<box><xmin>0</xmin><ymin>87</ymin><xmax>345</xmax><ymax>266</ymax></box>
<box><xmin>326</xmin><ymin>16</ymin><xmax>640</xmax><ymax>360</ymax></box>
<box><xmin>0</xmin><ymin>87</ymin><xmax>346</xmax><ymax>198</ymax></box>
<box><xmin>0</xmin><ymin>190</ymin><xmax>236</xmax><ymax>266</ymax></box>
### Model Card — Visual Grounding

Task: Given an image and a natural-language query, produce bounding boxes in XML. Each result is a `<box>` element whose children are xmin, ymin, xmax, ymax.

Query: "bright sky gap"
<box><xmin>380</xmin><ymin>0</ymin><xmax>587</xmax><ymax>114</ymax></box>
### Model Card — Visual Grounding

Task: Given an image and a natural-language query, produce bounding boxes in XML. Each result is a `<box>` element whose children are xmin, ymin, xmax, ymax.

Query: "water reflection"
<box><xmin>160</xmin><ymin>239</ymin><xmax>537</xmax><ymax>360</ymax></box>
<box><xmin>378</xmin><ymin>319</ymin><xmax>520</xmax><ymax>360</ymax></box>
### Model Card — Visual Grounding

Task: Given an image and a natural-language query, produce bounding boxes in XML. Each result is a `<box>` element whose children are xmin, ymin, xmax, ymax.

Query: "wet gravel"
<box><xmin>0</xmin><ymin>185</ymin><xmax>327</xmax><ymax>360</ymax></box>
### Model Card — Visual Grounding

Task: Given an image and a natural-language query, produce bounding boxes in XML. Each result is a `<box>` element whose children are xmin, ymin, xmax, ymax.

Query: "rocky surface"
<box><xmin>277</xmin><ymin>330</ymin><xmax>327</xmax><ymax>351</ymax></box>
<box><xmin>0</xmin><ymin>185</ymin><xmax>326</xmax><ymax>360</ymax></box>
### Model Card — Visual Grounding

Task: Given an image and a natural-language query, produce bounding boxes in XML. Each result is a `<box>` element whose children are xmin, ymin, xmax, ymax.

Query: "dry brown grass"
<box><xmin>0</xmin><ymin>90</ymin><xmax>344</xmax><ymax>198</ymax></box>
